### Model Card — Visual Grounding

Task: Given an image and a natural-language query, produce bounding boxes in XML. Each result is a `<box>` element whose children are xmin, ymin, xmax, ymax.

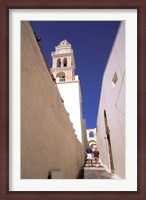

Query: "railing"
<box><xmin>59</xmin><ymin>78</ymin><xmax>66</xmax><ymax>82</ymax></box>
<box><xmin>56</xmin><ymin>75</ymin><xmax>79</xmax><ymax>83</ymax></box>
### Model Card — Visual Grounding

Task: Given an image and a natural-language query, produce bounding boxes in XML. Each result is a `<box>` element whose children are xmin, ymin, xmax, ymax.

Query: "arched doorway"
<box><xmin>89</xmin><ymin>140</ymin><xmax>96</xmax><ymax>150</ymax></box>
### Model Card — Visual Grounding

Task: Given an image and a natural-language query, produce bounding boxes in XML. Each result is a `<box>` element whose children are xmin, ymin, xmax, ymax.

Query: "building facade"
<box><xmin>50</xmin><ymin>40</ymin><xmax>85</xmax><ymax>146</ymax></box>
<box><xmin>86</xmin><ymin>128</ymin><xmax>97</xmax><ymax>150</ymax></box>
<box><xmin>96</xmin><ymin>22</ymin><xmax>125</xmax><ymax>178</ymax></box>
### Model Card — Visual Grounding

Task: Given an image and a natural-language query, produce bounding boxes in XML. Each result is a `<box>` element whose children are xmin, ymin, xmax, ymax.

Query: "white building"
<box><xmin>96</xmin><ymin>22</ymin><xmax>125</xmax><ymax>178</ymax></box>
<box><xmin>82</xmin><ymin>119</ymin><xmax>88</xmax><ymax>150</ymax></box>
<box><xmin>86</xmin><ymin>128</ymin><xmax>97</xmax><ymax>150</ymax></box>
<box><xmin>51</xmin><ymin>40</ymin><xmax>85</xmax><ymax>145</ymax></box>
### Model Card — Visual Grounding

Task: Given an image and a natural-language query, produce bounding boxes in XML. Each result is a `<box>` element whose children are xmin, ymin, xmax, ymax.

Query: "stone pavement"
<box><xmin>77</xmin><ymin>159</ymin><xmax>121</xmax><ymax>179</ymax></box>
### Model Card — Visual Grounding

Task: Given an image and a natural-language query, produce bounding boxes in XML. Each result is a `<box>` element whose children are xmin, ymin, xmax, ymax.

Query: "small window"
<box><xmin>89</xmin><ymin>132</ymin><xmax>94</xmax><ymax>138</ymax></box>
<box><xmin>112</xmin><ymin>72</ymin><xmax>118</xmax><ymax>88</ymax></box>
<box><xmin>63</xmin><ymin>58</ymin><xmax>67</xmax><ymax>67</ymax></box>
<box><xmin>57</xmin><ymin>58</ymin><xmax>61</xmax><ymax>68</ymax></box>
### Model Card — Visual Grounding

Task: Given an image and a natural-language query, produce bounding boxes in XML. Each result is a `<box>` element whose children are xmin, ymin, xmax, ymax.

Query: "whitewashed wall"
<box><xmin>96</xmin><ymin>22</ymin><xmax>125</xmax><ymax>178</ymax></box>
<box><xmin>57</xmin><ymin>81</ymin><xmax>83</xmax><ymax>144</ymax></box>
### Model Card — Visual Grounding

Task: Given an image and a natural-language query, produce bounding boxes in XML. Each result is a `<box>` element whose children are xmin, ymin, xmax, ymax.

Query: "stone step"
<box><xmin>84</xmin><ymin>164</ymin><xmax>104</xmax><ymax>167</ymax></box>
<box><xmin>84</xmin><ymin>160</ymin><xmax>100</xmax><ymax>163</ymax></box>
<box><xmin>84</xmin><ymin>164</ymin><xmax>97</xmax><ymax>167</ymax></box>
<box><xmin>85</xmin><ymin>158</ymin><xmax>99</xmax><ymax>161</ymax></box>
<box><xmin>85</xmin><ymin>158</ymin><xmax>101</xmax><ymax>162</ymax></box>
<box><xmin>77</xmin><ymin>163</ymin><xmax>120</xmax><ymax>179</ymax></box>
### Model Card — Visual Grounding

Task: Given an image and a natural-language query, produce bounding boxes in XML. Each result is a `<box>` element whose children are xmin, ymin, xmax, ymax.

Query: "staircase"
<box><xmin>77</xmin><ymin>158</ymin><xmax>120</xmax><ymax>179</ymax></box>
<box><xmin>84</xmin><ymin>157</ymin><xmax>102</xmax><ymax>167</ymax></box>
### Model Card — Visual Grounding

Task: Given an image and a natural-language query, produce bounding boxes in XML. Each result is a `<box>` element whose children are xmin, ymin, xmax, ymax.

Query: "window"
<box><xmin>57</xmin><ymin>58</ymin><xmax>61</xmax><ymax>68</ymax></box>
<box><xmin>112</xmin><ymin>72</ymin><xmax>118</xmax><ymax>88</ymax></box>
<box><xmin>89</xmin><ymin>132</ymin><xmax>94</xmax><ymax>138</ymax></box>
<box><xmin>63</xmin><ymin>58</ymin><xmax>67</xmax><ymax>67</ymax></box>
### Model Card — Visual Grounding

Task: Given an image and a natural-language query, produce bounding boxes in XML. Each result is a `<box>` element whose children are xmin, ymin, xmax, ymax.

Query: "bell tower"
<box><xmin>50</xmin><ymin>40</ymin><xmax>84</xmax><ymax>145</ymax></box>
<box><xmin>51</xmin><ymin>40</ymin><xmax>76</xmax><ymax>82</ymax></box>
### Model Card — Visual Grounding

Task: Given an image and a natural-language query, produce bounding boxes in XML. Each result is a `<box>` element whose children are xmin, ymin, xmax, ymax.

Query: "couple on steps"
<box><xmin>86</xmin><ymin>145</ymin><xmax>100</xmax><ymax>167</ymax></box>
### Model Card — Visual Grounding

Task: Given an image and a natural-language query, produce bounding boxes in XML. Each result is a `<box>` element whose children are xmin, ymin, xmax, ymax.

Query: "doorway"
<box><xmin>104</xmin><ymin>110</ymin><xmax>114</xmax><ymax>172</ymax></box>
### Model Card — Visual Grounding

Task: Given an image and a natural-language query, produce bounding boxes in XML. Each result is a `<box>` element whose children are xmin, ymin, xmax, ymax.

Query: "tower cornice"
<box><xmin>51</xmin><ymin>51</ymin><xmax>73</xmax><ymax>58</ymax></box>
<box><xmin>51</xmin><ymin>66</ymin><xmax>75</xmax><ymax>71</ymax></box>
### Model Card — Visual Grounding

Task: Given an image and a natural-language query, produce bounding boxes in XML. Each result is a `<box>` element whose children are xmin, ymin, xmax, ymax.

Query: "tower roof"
<box><xmin>58</xmin><ymin>39</ymin><xmax>71</xmax><ymax>47</ymax></box>
<box><xmin>55</xmin><ymin>39</ymin><xmax>72</xmax><ymax>51</ymax></box>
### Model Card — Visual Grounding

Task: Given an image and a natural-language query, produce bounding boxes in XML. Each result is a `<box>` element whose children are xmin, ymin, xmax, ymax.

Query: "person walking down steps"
<box><xmin>86</xmin><ymin>145</ymin><xmax>93</xmax><ymax>167</ymax></box>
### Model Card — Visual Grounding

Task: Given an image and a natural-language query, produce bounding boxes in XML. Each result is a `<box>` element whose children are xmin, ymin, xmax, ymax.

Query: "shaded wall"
<box><xmin>21</xmin><ymin>21</ymin><xmax>83</xmax><ymax>179</ymax></box>
<box><xmin>96</xmin><ymin>22</ymin><xmax>125</xmax><ymax>178</ymax></box>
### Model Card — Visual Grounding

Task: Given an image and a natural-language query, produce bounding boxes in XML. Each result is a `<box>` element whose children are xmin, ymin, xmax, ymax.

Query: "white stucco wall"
<box><xmin>96</xmin><ymin>21</ymin><xmax>125</xmax><ymax>178</ymax></box>
<box><xmin>86</xmin><ymin>128</ymin><xmax>97</xmax><ymax>149</ymax></box>
<box><xmin>57</xmin><ymin>80</ymin><xmax>83</xmax><ymax>144</ymax></box>
<box><xmin>82</xmin><ymin>119</ymin><xmax>88</xmax><ymax>150</ymax></box>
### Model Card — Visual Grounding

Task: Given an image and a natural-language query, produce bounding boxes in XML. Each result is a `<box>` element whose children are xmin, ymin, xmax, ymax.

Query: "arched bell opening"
<box><xmin>63</xmin><ymin>58</ymin><xmax>67</xmax><ymax>67</ymax></box>
<box><xmin>56</xmin><ymin>72</ymin><xmax>66</xmax><ymax>82</ymax></box>
<box><xmin>57</xmin><ymin>58</ymin><xmax>61</xmax><ymax>68</ymax></box>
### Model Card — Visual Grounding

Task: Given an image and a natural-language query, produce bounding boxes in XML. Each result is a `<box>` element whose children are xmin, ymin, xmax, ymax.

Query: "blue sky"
<box><xmin>30</xmin><ymin>21</ymin><xmax>120</xmax><ymax>129</ymax></box>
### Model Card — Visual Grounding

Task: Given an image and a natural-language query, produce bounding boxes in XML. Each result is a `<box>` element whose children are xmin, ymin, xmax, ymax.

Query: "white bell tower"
<box><xmin>50</xmin><ymin>40</ymin><xmax>84</xmax><ymax>144</ymax></box>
